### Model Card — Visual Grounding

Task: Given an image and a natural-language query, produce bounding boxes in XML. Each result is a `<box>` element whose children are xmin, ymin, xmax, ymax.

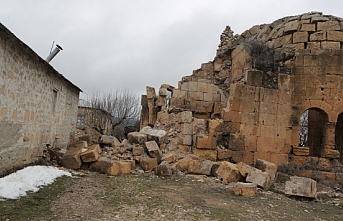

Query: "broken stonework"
<box><xmin>99</xmin><ymin>135</ymin><xmax>120</xmax><ymax>147</ymax></box>
<box><xmin>90</xmin><ymin>157</ymin><xmax>121</xmax><ymax>176</ymax></box>
<box><xmin>237</xmin><ymin>162</ymin><xmax>257</xmax><ymax>178</ymax></box>
<box><xmin>81</xmin><ymin>144</ymin><xmax>100</xmax><ymax>163</ymax></box>
<box><xmin>284</xmin><ymin>176</ymin><xmax>317</xmax><ymax>198</ymax></box>
<box><xmin>128</xmin><ymin>132</ymin><xmax>147</xmax><ymax>145</ymax></box>
<box><xmin>215</xmin><ymin>161</ymin><xmax>243</xmax><ymax>184</ymax></box>
<box><xmin>188</xmin><ymin>160</ymin><xmax>214</xmax><ymax>176</ymax></box>
<box><xmin>140</xmin><ymin>126</ymin><xmax>167</xmax><ymax>145</ymax></box>
<box><xmin>246</xmin><ymin>170</ymin><xmax>272</xmax><ymax>190</ymax></box>
<box><xmin>145</xmin><ymin>141</ymin><xmax>163</xmax><ymax>163</ymax></box>
<box><xmin>155</xmin><ymin>161</ymin><xmax>173</xmax><ymax>176</ymax></box>
<box><xmin>139</xmin><ymin>156</ymin><xmax>158</xmax><ymax>172</ymax></box>
<box><xmin>61</xmin><ymin>141</ymin><xmax>87</xmax><ymax>169</ymax></box>
<box><xmin>233</xmin><ymin>182</ymin><xmax>257</xmax><ymax>197</ymax></box>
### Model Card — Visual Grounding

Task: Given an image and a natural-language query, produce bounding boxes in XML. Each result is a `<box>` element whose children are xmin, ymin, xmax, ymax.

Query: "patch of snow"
<box><xmin>0</xmin><ymin>165</ymin><xmax>71</xmax><ymax>200</ymax></box>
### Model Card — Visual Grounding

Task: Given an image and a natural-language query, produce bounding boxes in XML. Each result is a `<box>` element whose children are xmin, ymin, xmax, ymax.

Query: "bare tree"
<box><xmin>89</xmin><ymin>88</ymin><xmax>141</xmax><ymax>137</ymax></box>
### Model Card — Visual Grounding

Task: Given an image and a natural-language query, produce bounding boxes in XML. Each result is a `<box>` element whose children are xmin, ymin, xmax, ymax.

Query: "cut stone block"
<box><xmin>99</xmin><ymin>135</ymin><xmax>120</xmax><ymax>147</ymax></box>
<box><xmin>119</xmin><ymin>161</ymin><xmax>132</xmax><ymax>175</ymax></box>
<box><xmin>293</xmin><ymin>147</ymin><xmax>310</xmax><ymax>156</ymax></box>
<box><xmin>194</xmin><ymin>148</ymin><xmax>217</xmax><ymax>161</ymax></box>
<box><xmin>180</xmin><ymin>111</ymin><xmax>193</xmax><ymax>123</ymax></box>
<box><xmin>61</xmin><ymin>141</ymin><xmax>87</xmax><ymax>169</ymax></box>
<box><xmin>89</xmin><ymin>157</ymin><xmax>120</xmax><ymax>176</ymax></box>
<box><xmin>161</xmin><ymin>153</ymin><xmax>176</xmax><ymax>164</ymax></box>
<box><xmin>216</xmin><ymin>161</ymin><xmax>243</xmax><ymax>184</ymax></box>
<box><xmin>140</xmin><ymin>126</ymin><xmax>167</xmax><ymax>145</ymax></box>
<box><xmin>188</xmin><ymin>160</ymin><xmax>214</xmax><ymax>176</ymax></box>
<box><xmin>284</xmin><ymin>176</ymin><xmax>317</xmax><ymax>198</ymax></box>
<box><xmin>128</xmin><ymin>132</ymin><xmax>147</xmax><ymax>145</ymax></box>
<box><xmin>255</xmin><ymin>159</ymin><xmax>277</xmax><ymax>180</ymax></box>
<box><xmin>175</xmin><ymin>157</ymin><xmax>192</xmax><ymax>172</ymax></box>
<box><xmin>81</xmin><ymin>144</ymin><xmax>100</xmax><ymax>163</ymax></box>
<box><xmin>139</xmin><ymin>156</ymin><xmax>158</xmax><ymax>172</ymax></box>
<box><xmin>132</xmin><ymin>146</ymin><xmax>145</xmax><ymax>156</ymax></box>
<box><xmin>246</xmin><ymin>170</ymin><xmax>271</xmax><ymax>190</ymax></box>
<box><xmin>320</xmin><ymin>149</ymin><xmax>340</xmax><ymax>159</ymax></box>
<box><xmin>155</xmin><ymin>161</ymin><xmax>173</xmax><ymax>176</ymax></box>
<box><xmin>233</xmin><ymin>182</ymin><xmax>257</xmax><ymax>197</ymax></box>
<box><xmin>145</xmin><ymin>141</ymin><xmax>163</xmax><ymax>163</ymax></box>
<box><xmin>237</xmin><ymin>162</ymin><xmax>257</xmax><ymax>178</ymax></box>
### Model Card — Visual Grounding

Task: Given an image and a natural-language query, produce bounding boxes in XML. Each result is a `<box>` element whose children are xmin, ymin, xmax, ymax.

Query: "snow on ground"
<box><xmin>0</xmin><ymin>165</ymin><xmax>71</xmax><ymax>200</ymax></box>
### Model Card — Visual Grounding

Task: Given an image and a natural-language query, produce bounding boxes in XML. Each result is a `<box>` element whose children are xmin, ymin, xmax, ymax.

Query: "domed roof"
<box><xmin>218</xmin><ymin>12</ymin><xmax>343</xmax><ymax>55</ymax></box>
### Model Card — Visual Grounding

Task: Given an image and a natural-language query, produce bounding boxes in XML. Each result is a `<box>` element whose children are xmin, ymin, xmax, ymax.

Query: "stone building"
<box><xmin>141</xmin><ymin>12</ymin><xmax>343</xmax><ymax>177</ymax></box>
<box><xmin>0</xmin><ymin>23</ymin><xmax>81</xmax><ymax>176</ymax></box>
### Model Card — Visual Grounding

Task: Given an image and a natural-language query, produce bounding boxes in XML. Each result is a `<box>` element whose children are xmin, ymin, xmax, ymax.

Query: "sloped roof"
<box><xmin>0</xmin><ymin>22</ymin><xmax>82</xmax><ymax>92</ymax></box>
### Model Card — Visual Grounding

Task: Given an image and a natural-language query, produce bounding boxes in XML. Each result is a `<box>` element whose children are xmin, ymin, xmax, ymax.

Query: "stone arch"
<box><xmin>299</xmin><ymin>100</ymin><xmax>336</xmax><ymax>123</ymax></box>
<box><xmin>299</xmin><ymin>107</ymin><xmax>328</xmax><ymax>157</ymax></box>
<box><xmin>335</xmin><ymin>112</ymin><xmax>343</xmax><ymax>163</ymax></box>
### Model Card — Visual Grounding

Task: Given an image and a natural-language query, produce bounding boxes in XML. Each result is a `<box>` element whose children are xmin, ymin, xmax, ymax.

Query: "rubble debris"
<box><xmin>61</xmin><ymin>141</ymin><xmax>87</xmax><ymax>169</ymax></box>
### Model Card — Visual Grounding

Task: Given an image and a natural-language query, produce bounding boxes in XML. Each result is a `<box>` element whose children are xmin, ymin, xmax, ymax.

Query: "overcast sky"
<box><xmin>1</xmin><ymin>1</ymin><xmax>343</xmax><ymax>99</ymax></box>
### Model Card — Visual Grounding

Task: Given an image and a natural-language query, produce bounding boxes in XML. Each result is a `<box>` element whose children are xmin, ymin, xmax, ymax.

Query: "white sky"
<box><xmin>0</xmin><ymin>166</ymin><xmax>71</xmax><ymax>200</ymax></box>
<box><xmin>0</xmin><ymin>1</ymin><xmax>343</xmax><ymax>98</ymax></box>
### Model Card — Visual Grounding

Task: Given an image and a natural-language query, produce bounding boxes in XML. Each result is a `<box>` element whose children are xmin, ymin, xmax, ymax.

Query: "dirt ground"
<box><xmin>1</xmin><ymin>171</ymin><xmax>343</xmax><ymax>221</ymax></box>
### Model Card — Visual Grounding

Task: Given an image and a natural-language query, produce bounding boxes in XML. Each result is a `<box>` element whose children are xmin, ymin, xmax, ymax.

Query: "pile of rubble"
<box><xmin>46</xmin><ymin>125</ymin><xmax>319</xmax><ymax>199</ymax></box>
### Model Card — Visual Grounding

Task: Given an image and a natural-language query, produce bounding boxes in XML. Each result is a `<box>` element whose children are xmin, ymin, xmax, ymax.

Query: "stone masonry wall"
<box><xmin>0</xmin><ymin>24</ymin><xmax>80</xmax><ymax>176</ymax></box>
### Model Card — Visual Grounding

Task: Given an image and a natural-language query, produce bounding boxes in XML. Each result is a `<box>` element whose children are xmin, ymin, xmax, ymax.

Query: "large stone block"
<box><xmin>139</xmin><ymin>156</ymin><xmax>158</xmax><ymax>172</ymax></box>
<box><xmin>217</xmin><ymin>149</ymin><xmax>232</xmax><ymax>160</ymax></box>
<box><xmin>155</xmin><ymin>161</ymin><xmax>173</xmax><ymax>176</ymax></box>
<box><xmin>320</xmin><ymin>149</ymin><xmax>340</xmax><ymax>159</ymax></box>
<box><xmin>140</xmin><ymin>126</ymin><xmax>167</xmax><ymax>145</ymax></box>
<box><xmin>231</xmin><ymin>151</ymin><xmax>254</xmax><ymax>164</ymax></box>
<box><xmin>327</xmin><ymin>30</ymin><xmax>343</xmax><ymax>41</ymax></box>
<box><xmin>196</xmin><ymin>135</ymin><xmax>216</xmax><ymax>150</ymax></box>
<box><xmin>216</xmin><ymin>161</ymin><xmax>243</xmax><ymax>184</ymax></box>
<box><xmin>99</xmin><ymin>135</ymin><xmax>121</xmax><ymax>147</ymax></box>
<box><xmin>233</xmin><ymin>182</ymin><xmax>257</xmax><ymax>197</ymax></box>
<box><xmin>145</xmin><ymin>141</ymin><xmax>163</xmax><ymax>163</ymax></box>
<box><xmin>246</xmin><ymin>170</ymin><xmax>272</xmax><ymax>190</ymax></box>
<box><xmin>180</xmin><ymin>111</ymin><xmax>193</xmax><ymax>123</ymax></box>
<box><xmin>180</xmin><ymin>123</ymin><xmax>193</xmax><ymax>135</ymax></box>
<box><xmin>321</xmin><ymin>41</ymin><xmax>341</xmax><ymax>49</ymax></box>
<box><xmin>61</xmin><ymin>141</ymin><xmax>87</xmax><ymax>169</ymax></box>
<box><xmin>255</xmin><ymin>159</ymin><xmax>277</xmax><ymax>181</ymax></box>
<box><xmin>128</xmin><ymin>132</ymin><xmax>147</xmax><ymax>145</ymax></box>
<box><xmin>193</xmin><ymin>148</ymin><xmax>217</xmax><ymax>161</ymax></box>
<box><xmin>317</xmin><ymin>21</ymin><xmax>340</xmax><ymax>31</ymax></box>
<box><xmin>161</xmin><ymin>153</ymin><xmax>176</xmax><ymax>164</ymax></box>
<box><xmin>188</xmin><ymin>159</ymin><xmax>214</xmax><ymax>176</ymax></box>
<box><xmin>293</xmin><ymin>146</ymin><xmax>310</xmax><ymax>156</ymax></box>
<box><xmin>132</xmin><ymin>146</ymin><xmax>145</xmax><ymax>156</ymax></box>
<box><xmin>301</xmin><ymin>23</ymin><xmax>316</xmax><ymax>32</ymax></box>
<box><xmin>80</xmin><ymin>144</ymin><xmax>100</xmax><ymax>163</ymax></box>
<box><xmin>284</xmin><ymin>176</ymin><xmax>317</xmax><ymax>198</ymax></box>
<box><xmin>175</xmin><ymin>157</ymin><xmax>193</xmax><ymax>172</ymax></box>
<box><xmin>237</xmin><ymin>162</ymin><xmax>257</xmax><ymax>178</ymax></box>
<box><xmin>228</xmin><ymin>134</ymin><xmax>245</xmax><ymax>151</ymax></box>
<box><xmin>119</xmin><ymin>161</ymin><xmax>132</xmax><ymax>175</ymax></box>
<box><xmin>89</xmin><ymin>157</ymin><xmax>121</xmax><ymax>176</ymax></box>
<box><xmin>179</xmin><ymin>134</ymin><xmax>192</xmax><ymax>146</ymax></box>
<box><xmin>293</xmin><ymin>32</ymin><xmax>308</xmax><ymax>43</ymax></box>
<box><xmin>310</xmin><ymin>31</ymin><xmax>327</xmax><ymax>41</ymax></box>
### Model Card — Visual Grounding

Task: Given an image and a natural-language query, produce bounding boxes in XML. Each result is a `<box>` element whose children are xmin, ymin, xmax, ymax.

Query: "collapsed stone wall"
<box><xmin>140</xmin><ymin>12</ymin><xmax>343</xmax><ymax>184</ymax></box>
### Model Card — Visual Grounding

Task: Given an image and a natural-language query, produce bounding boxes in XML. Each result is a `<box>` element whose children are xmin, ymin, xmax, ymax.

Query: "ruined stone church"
<box><xmin>140</xmin><ymin>11</ymin><xmax>343</xmax><ymax>178</ymax></box>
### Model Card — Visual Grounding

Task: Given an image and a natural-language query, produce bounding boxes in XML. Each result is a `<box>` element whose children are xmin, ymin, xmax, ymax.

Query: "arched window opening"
<box><xmin>299</xmin><ymin>108</ymin><xmax>327</xmax><ymax>156</ymax></box>
<box><xmin>335</xmin><ymin>112</ymin><xmax>343</xmax><ymax>163</ymax></box>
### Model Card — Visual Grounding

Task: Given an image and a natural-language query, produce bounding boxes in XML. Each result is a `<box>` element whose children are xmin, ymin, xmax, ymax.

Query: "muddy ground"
<box><xmin>1</xmin><ymin>171</ymin><xmax>342</xmax><ymax>221</ymax></box>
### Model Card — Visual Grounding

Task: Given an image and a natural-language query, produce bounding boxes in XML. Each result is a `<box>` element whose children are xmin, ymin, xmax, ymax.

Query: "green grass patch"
<box><xmin>0</xmin><ymin>175</ymin><xmax>72</xmax><ymax>221</ymax></box>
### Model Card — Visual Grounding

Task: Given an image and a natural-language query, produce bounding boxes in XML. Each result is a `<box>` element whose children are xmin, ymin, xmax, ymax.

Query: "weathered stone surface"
<box><xmin>132</xmin><ymin>146</ymin><xmax>145</xmax><ymax>156</ymax></box>
<box><xmin>216</xmin><ymin>161</ymin><xmax>243</xmax><ymax>184</ymax></box>
<box><xmin>246</xmin><ymin>170</ymin><xmax>271</xmax><ymax>190</ymax></box>
<box><xmin>139</xmin><ymin>156</ymin><xmax>158</xmax><ymax>172</ymax></box>
<box><xmin>233</xmin><ymin>182</ymin><xmax>257</xmax><ymax>197</ymax></box>
<box><xmin>284</xmin><ymin>176</ymin><xmax>317</xmax><ymax>198</ymax></box>
<box><xmin>155</xmin><ymin>161</ymin><xmax>173</xmax><ymax>176</ymax></box>
<box><xmin>81</xmin><ymin>144</ymin><xmax>100</xmax><ymax>163</ymax></box>
<box><xmin>175</xmin><ymin>157</ymin><xmax>192</xmax><ymax>172</ymax></box>
<box><xmin>320</xmin><ymin>149</ymin><xmax>340</xmax><ymax>159</ymax></box>
<box><xmin>140</xmin><ymin>126</ymin><xmax>167</xmax><ymax>145</ymax></box>
<box><xmin>193</xmin><ymin>148</ymin><xmax>217</xmax><ymax>161</ymax></box>
<box><xmin>145</xmin><ymin>141</ymin><xmax>163</xmax><ymax>163</ymax></box>
<box><xmin>61</xmin><ymin>141</ymin><xmax>87</xmax><ymax>169</ymax></box>
<box><xmin>217</xmin><ymin>149</ymin><xmax>232</xmax><ymax>160</ymax></box>
<box><xmin>128</xmin><ymin>132</ymin><xmax>147</xmax><ymax>145</ymax></box>
<box><xmin>180</xmin><ymin>111</ymin><xmax>193</xmax><ymax>123</ymax></box>
<box><xmin>161</xmin><ymin>153</ymin><xmax>176</xmax><ymax>164</ymax></box>
<box><xmin>47</xmin><ymin>148</ymin><xmax>65</xmax><ymax>163</ymax></box>
<box><xmin>255</xmin><ymin>159</ymin><xmax>277</xmax><ymax>180</ymax></box>
<box><xmin>293</xmin><ymin>147</ymin><xmax>310</xmax><ymax>156</ymax></box>
<box><xmin>99</xmin><ymin>135</ymin><xmax>120</xmax><ymax>147</ymax></box>
<box><xmin>118</xmin><ymin>161</ymin><xmax>132</xmax><ymax>175</ymax></box>
<box><xmin>188</xmin><ymin>160</ymin><xmax>214</xmax><ymax>175</ymax></box>
<box><xmin>237</xmin><ymin>162</ymin><xmax>256</xmax><ymax>178</ymax></box>
<box><xmin>89</xmin><ymin>157</ymin><xmax>120</xmax><ymax>176</ymax></box>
